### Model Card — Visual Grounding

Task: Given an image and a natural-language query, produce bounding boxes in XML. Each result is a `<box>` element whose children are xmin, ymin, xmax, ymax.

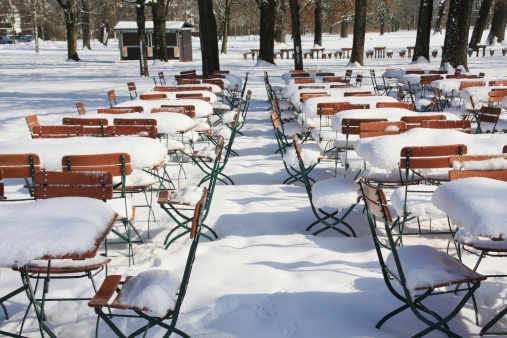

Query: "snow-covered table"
<box><xmin>114</xmin><ymin>98</ymin><xmax>213</xmax><ymax>118</ymax></box>
<box><xmin>330</xmin><ymin>108</ymin><xmax>459</xmax><ymax>130</ymax></box>
<box><xmin>290</xmin><ymin>87</ymin><xmax>375</xmax><ymax>111</ymax></box>
<box><xmin>460</xmin><ymin>86</ymin><xmax>507</xmax><ymax>106</ymax></box>
<box><xmin>0</xmin><ymin>197</ymin><xmax>117</xmax><ymax>336</ymax></box>
<box><xmin>142</xmin><ymin>90</ymin><xmax>217</xmax><ymax>103</ymax></box>
<box><xmin>156</xmin><ymin>83</ymin><xmax>223</xmax><ymax>94</ymax></box>
<box><xmin>0</xmin><ymin>137</ymin><xmax>168</xmax><ymax>171</ymax></box>
<box><xmin>301</xmin><ymin>95</ymin><xmax>398</xmax><ymax>118</ymax></box>
<box><xmin>354</xmin><ymin>128</ymin><xmax>507</xmax><ymax>170</ymax></box>
<box><xmin>281</xmin><ymin>83</ymin><xmax>351</xmax><ymax>99</ymax></box>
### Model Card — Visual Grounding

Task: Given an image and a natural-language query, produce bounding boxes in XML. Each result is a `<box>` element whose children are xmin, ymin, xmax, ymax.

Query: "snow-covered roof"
<box><xmin>114</xmin><ymin>21</ymin><xmax>195</xmax><ymax>32</ymax></box>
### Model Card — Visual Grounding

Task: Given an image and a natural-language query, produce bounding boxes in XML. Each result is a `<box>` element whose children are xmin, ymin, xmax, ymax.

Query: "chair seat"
<box><xmin>278</xmin><ymin>101</ymin><xmax>294</xmax><ymax>110</ymax></box>
<box><xmin>12</xmin><ymin>256</ymin><xmax>111</xmax><ymax>274</ymax></box>
<box><xmin>311</xmin><ymin>128</ymin><xmax>337</xmax><ymax>142</ymax></box>
<box><xmin>455</xmin><ymin>228</ymin><xmax>507</xmax><ymax>251</ymax></box>
<box><xmin>362</xmin><ymin>167</ymin><xmax>422</xmax><ymax>185</ymax></box>
<box><xmin>386</xmin><ymin>245</ymin><xmax>485</xmax><ymax>293</ymax></box>
<box><xmin>213</xmin><ymin>102</ymin><xmax>230</xmax><ymax>110</ymax></box>
<box><xmin>221</xmin><ymin>111</ymin><xmax>244</xmax><ymax>124</ymax></box>
<box><xmin>283</xmin><ymin>143</ymin><xmax>323</xmax><ymax>167</ymax></box>
<box><xmin>312</xmin><ymin>177</ymin><xmax>359</xmax><ymax>210</ymax></box>
<box><xmin>107</xmin><ymin>198</ymin><xmax>135</xmax><ymax>221</ymax></box>
<box><xmin>114</xmin><ymin>171</ymin><xmax>156</xmax><ymax>190</ymax></box>
<box><xmin>281</xmin><ymin>110</ymin><xmax>298</xmax><ymax>121</ymax></box>
<box><xmin>391</xmin><ymin>185</ymin><xmax>446</xmax><ymax>219</ymax></box>
<box><xmin>333</xmin><ymin>134</ymin><xmax>359</xmax><ymax>149</ymax></box>
<box><xmin>170</xmin><ymin>185</ymin><xmax>204</xmax><ymax>207</ymax></box>
<box><xmin>297</xmin><ymin>115</ymin><xmax>319</xmax><ymax>129</ymax></box>
<box><xmin>193</xmin><ymin>120</ymin><xmax>211</xmax><ymax>133</ymax></box>
<box><xmin>166</xmin><ymin>139</ymin><xmax>185</xmax><ymax>152</ymax></box>
<box><xmin>210</xmin><ymin>125</ymin><xmax>232</xmax><ymax>139</ymax></box>
<box><xmin>281</xmin><ymin>122</ymin><xmax>303</xmax><ymax>137</ymax></box>
<box><xmin>112</xmin><ymin>269</ymin><xmax>180</xmax><ymax>316</ymax></box>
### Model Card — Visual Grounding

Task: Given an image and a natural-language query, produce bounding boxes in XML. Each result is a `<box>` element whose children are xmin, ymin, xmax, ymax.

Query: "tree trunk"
<box><xmin>198</xmin><ymin>0</ymin><xmax>220</xmax><ymax>75</ymax></box>
<box><xmin>56</xmin><ymin>0</ymin><xmax>80</xmax><ymax>61</ymax></box>
<box><xmin>413</xmin><ymin>0</ymin><xmax>433</xmax><ymax>62</ymax></box>
<box><xmin>433</xmin><ymin>0</ymin><xmax>447</xmax><ymax>34</ymax></box>
<box><xmin>136</xmin><ymin>0</ymin><xmax>149</xmax><ymax>76</ymax></box>
<box><xmin>340</xmin><ymin>19</ymin><xmax>349</xmax><ymax>38</ymax></box>
<box><xmin>313</xmin><ymin>0</ymin><xmax>322</xmax><ymax>46</ymax></box>
<box><xmin>259</xmin><ymin>0</ymin><xmax>276</xmax><ymax>64</ymax></box>
<box><xmin>151</xmin><ymin>2</ymin><xmax>168</xmax><ymax>61</ymax></box>
<box><xmin>221</xmin><ymin>0</ymin><xmax>232</xmax><ymax>54</ymax></box>
<box><xmin>441</xmin><ymin>0</ymin><xmax>473</xmax><ymax>71</ymax></box>
<box><xmin>486</xmin><ymin>0</ymin><xmax>507</xmax><ymax>44</ymax></box>
<box><xmin>288</xmin><ymin>0</ymin><xmax>303</xmax><ymax>70</ymax></box>
<box><xmin>469</xmin><ymin>0</ymin><xmax>494</xmax><ymax>50</ymax></box>
<box><xmin>82</xmin><ymin>0</ymin><xmax>92</xmax><ymax>50</ymax></box>
<box><xmin>349</xmin><ymin>0</ymin><xmax>366</xmax><ymax>66</ymax></box>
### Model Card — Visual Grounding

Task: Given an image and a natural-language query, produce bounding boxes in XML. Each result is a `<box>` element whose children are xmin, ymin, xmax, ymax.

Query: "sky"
<box><xmin>0</xmin><ymin>28</ymin><xmax>507</xmax><ymax>337</ymax></box>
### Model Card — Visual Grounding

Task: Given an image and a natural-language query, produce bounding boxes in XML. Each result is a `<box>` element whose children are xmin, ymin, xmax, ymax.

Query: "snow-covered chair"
<box><xmin>294</xmin><ymin>135</ymin><xmax>358</xmax><ymax>237</ymax></box>
<box><xmin>359</xmin><ymin>178</ymin><xmax>486</xmax><ymax>336</ymax></box>
<box><xmin>89</xmin><ymin>188</ymin><xmax>207</xmax><ymax>338</ymax></box>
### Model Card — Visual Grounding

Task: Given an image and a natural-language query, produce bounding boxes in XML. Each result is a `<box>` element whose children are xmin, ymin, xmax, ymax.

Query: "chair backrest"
<box><xmin>477</xmin><ymin>106</ymin><xmax>501</xmax><ymax>124</ymax></box>
<box><xmin>294</xmin><ymin>77</ymin><xmax>315</xmax><ymax>84</ymax></box>
<box><xmin>99</xmin><ymin>107</ymin><xmax>138</xmax><ymax>114</ymax></box>
<box><xmin>428</xmin><ymin>70</ymin><xmax>447</xmax><ymax>74</ymax></box>
<box><xmin>449</xmin><ymin>154</ymin><xmax>507</xmax><ymax>170</ymax></box>
<box><xmin>405</xmin><ymin>70</ymin><xmax>424</xmax><ymax>74</ymax></box>
<box><xmin>355</xmin><ymin>74</ymin><xmax>363</xmax><ymax>87</ymax></box>
<box><xmin>343</xmin><ymin>91</ymin><xmax>374</xmax><ymax>97</ymax></box>
<box><xmin>316</xmin><ymin>102</ymin><xmax>345</xmax><ymax>116</ymax></box>
<box><xmin>26</xmin><ymin>115</ymin><xmax>40</xmax><ymax>134</ymax></box>
<box><xmin>62</xmin><ymin>117</ymin><xmax>108</xmax><ymax>136</ymax></box>
<box><xmin>316</xmin><ymin>72</ymin><xmax>335</xmax><ymax>77</ymax></box>
<box><xmin>158</xmin><ymin>72</ymin><xmax>166</xmax><ymax>85</ymax></box>
<box><xmin>419</xmin><ymin>75</ymin><xmax>443</xmax><ymax>85</ymax></box>
<box><xmin>176</xmin><ymin>93</ymin><xmax>209</xmax><ymax>101</ymax></box>
<box><xmin>31</xmin><ymin>125</ymin><xmax>85</xmax><ymax>138</ymax></box>
<box><xmin>62</xmin><ymin>153</ymin><xmax>132</xmax><ymax>186</ymax></box>
<box><xmin>421</xmin><ymin>119</ymin><xmax>472</xmax><ymax>133</ymax></box>
<box><xmin>179</xmin><ymin>86</ymin><xmax>212</xmax><ymax>92</ymax></box>
<box><xmin>446</xmin><ymin>74</ymin><xmax>478</xmax><ymax>79</ymax></box>
<box><xmin>341</xmin><ymin>118</ymin><xmax>388</xmax><ymax>135</ymax></box>
<box><xmin>458</xmin><ymin>80</ymin><xmax>486</xmax><ymax>90</ymax></box>
<box><xmin>0</xmin><ymin>153</ymin><xmax>41</xmax><ymax>179</ymax></box>
<box><xmin>338</xmin><ymin>103</ymin><xmax>370</xmax><ymax>111</ymax></box>
<box><xmin>113</xmin><ymin>118</ymin><xmax>157</xmax><ymax>126</ymax></box>
<box><xmin>489</xmin><ymin>80</ymin><xmax>507</xmax><ymax>86</ymax></box>
<box><xmin>291</xmin><ymin>72</ymin><xmax>310</xmax><ymax>78</ymax></box>
<box><xmin>179</xmin><ymin>78</ymin><xmax>201</xmax><ymax>85</ymax></box>
<box><xmin>344</xmin><ymin>69</ymin><xmax>353</xmax><ymax>79</ymax></box>
<box><xmin>359</xmin><ymin>121</ymin><xmax>407</xmax><ymax>138</ymax></box>
<box><xmin>289</xmin><ymin>69</ymin><xmax>306</xmax><ymax>73</ymax></box>
<box><xmin>329</xmin><ymin>84</ymin><xmax>354</xmax><ymax>88</ymax></box>
<box><xmin>33</xmin><ymin>170</ymin><xmax>114</xmax><ymax>200</ymax></box>
<box><xmin>154</xmin><ymin>86</ymin><xmax>179</xmax><ymax>92</ymax></box>
<box><xmin>180</xmin><ymin>69</ymin><xmax>197</xmax><ymax>76</ymax></box>
<box><xmin>400</xmin><ymin>114</ymin><xmax>446</xmax><ymax>129</ymax></box>
<box><xmin>449</xmin><ymin>169</ymin><xmax>507</xmax><ymax>181</ymax></box>
<box><xmin>202</xmin><ymin>79</ymin><xmax>224</xmax><ymax>89</ymax></box>
<box><xmin>139</xmin><ymin>93</ymin><xmax>167</xmax><ymax>100</ymax></box>
<box><xmin>300</xmin><ymin>92</ymin><xmax>330</xmax><ymax>103</ymax></box>
<box><xmin>376</xmin><ymin>102</ymin><xmax>415</xmax><ymax>110</ymax></box>
<box><xmin>488</xmin><ymin>90</ymin><xmax>507</xmax><ymax>104</ymax></box>
<box><xmin>107</xmin><ymin>89</ymin><xmax>117</xmax><ymax>107</ymax></box>
<box><xmin>127</xmin><ymin>82</ymin><xmax>137</xmax><ymax>100</ymax></box>
<box><xmin>76</xmin><ymin>102</ymin><xmax>87</xmax><ymax>115</ymax></box>
<box><xmin>103</xmin><ymin>125</ymin><xmax>158</xmax><ymax>139</ymax></box>
<box><xmin>159</xmin><ymin>104</ymin><xmax>195</xmax><ymax>118</ymax></box>
<box><xmin>399</xmin><ymin>144</ymin><xmax>467</xmax><ymax>171</ymax></box>
<box><xmin>151</xmin><ymin>106</ymin><xmax>187</xmax><ymax>115</ymax></box>
<box><xmin>298</xmin><ymin>85</ymin><xmax>325</xmax><ymax>90</ymax></box>
<box><xmin>322</xmin><ymin>77</ymin><xmax>349</xmax><ymax>84</ymax></box>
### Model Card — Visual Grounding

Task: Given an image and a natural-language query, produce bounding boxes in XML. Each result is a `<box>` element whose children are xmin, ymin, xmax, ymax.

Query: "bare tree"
<box><xmin>469</xmin><ymin>0</ymin><xmax>494</xmax><ymax>50</ymax></box>
<box><xmin>198</xmin><ymin>0</ymin><xmax>221</xmax><ymax>74</ymax></box>
<box><xmin>413</xmin><ymin>0</ymin><xmax>433</xmax><ymax>61</ymax></box>
<box><xmin>349</xmin><ymin>0</ymin><xmax>366</xmax><ymax>66</ymax></box>
<box><xmin>486</xmin><ymin>0</ymin><xmax>506</xmax><ymax>44</ymax></box>
<box><xmin>433</xmin><ymin>0</ymin><xmax>447</xmax><ymax>34</ymax></box>
<box><xmin>55</xmin><ymin>0</ymin><xmax>80</xmax><ymax>61</ymax></box>
<box><xmin>81</xmin><ymin>0</ymin><xmax>92</xmax><ymax>50</ymax></box>
<box><xmin>257</xmin><ymin>0</ymin><xmax>276</xmax><ymax>64</ymax></box>
<box><xmin>219</xmin><ymin>0</ymin><xmax>233</xmax><ymax>53</ymax></box>
<box><xmin>441</xmin><ymin>0</ymin><xmax>474</xmax><ymax>71</ymax></box>
<box><xmin>148</xmin><ymin>0</ymin><xmax>170</xmax><ymax>61</ymax></box>
<box><xmin>314</xmin><ymin>0</ymin><xmax>322</xmax><ymax>46</ymax></box>
<box><xmin>288</xmin><ymin>0</ymin><xmax>303</xmax><ymax>70</ymax></box>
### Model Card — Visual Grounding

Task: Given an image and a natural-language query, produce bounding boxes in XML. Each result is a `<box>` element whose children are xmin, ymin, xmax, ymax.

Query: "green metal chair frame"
<box><xmin>89</xmin><ymin>188</ymin><xmax>207</xmax><ymax>338</ymax></box>
<box><xmin>294</xmin><ymin>135</ymin><xmax>357</xmax><ymax>237</ymax></box>
<box><xmin>63</xmin><ymin>153</ymin><xmax>144</xmax><ymax>266</ymax></box>
<box><xmin>359</xmin><ymin>179</ymin><xmax>486</xmax><ymax>337</ymax></box>
<box><xmin>158</xmin><ymin>138</ymin><xmax>224</xmax><ymax>248</ymax></box>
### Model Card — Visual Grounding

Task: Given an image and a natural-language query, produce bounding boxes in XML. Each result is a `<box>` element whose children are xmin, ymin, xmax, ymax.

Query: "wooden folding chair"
<box><xmin>139</xmin><ymin>92</ymin><xmax>168</xmax><ymax>100</ymax></box>
<box><xmin>76</xmin><ymin>102</ymin><xmax>87</xmax><ymax>115</ymax></box>
<box><xmin>343</xmin><ymin>91</ymin><xmax>374</xmax><ymax>97</ymax></box>
<box><xmin>99</xmin><ymin>107</ymin><xmax>138</xmax><ymax>114</ymax></box>
<box><xmin>294</xmin><ymin>135</ymin><xmax>358</xmax><ymax>237</ymax></box>
<box><xmin>294</xmin><ymin>77</ymin><xmax>315</xmax><ymax>84</ymax></box>
<box><xmin>359</xmin><ymin>178</ymin><xmax>486</xmax><ymax>336</ymax></box>
<box><xmin>158</xmin><ymin>71</ymin><xmax>166</xmax><ymax>85</ymax></box>
<box><xmin>322</xmin><ymin>76</ymin><xmax>350</xmax><ymax>84</ymax></box>
<box><xmin>359</xmin><ymin>121</ymin><xmax>407</xmax><ymax>138</ymax></box>
<box><xmin>392</xmin><ymin>144</ymin><xmax>467</xmax><ymax>243</ymax></box>
<box><xmin>89</xmin><ymin>188</ymin><xmax>206</xmax><ymax>338</ymax></box>
<box><xmin>62</xmin><ymin>117</ymin><xmax>108</xmax><ymax>136</ymax></box>
<box><xmin>127</xmin><ymin>82</ymin><xmax>137</xmax><ymax>100</ymax></box>
<box><xmin>154</xmin><ymin>86</ymin><xmax>179</xmax><ymax>92</ymax></box>
<box><xmin>475</xmin><ymin>106</ymin><xmax>502</xmax><ymax>133</ymax></box>
<box><xmin>62</xmin><ymin>153</ymin><xmax>149</xmax><ymax>265</ymax></box>
<box><xmin>103</xmin><ymin>125</ymin><xmax>158</xmax><ymax>139</ymax></box>
<box><xmin>31</xmin><ymin>125</ymin><xmax>84</xmax><ymax>138</ymax></box>
<box><xmin>0</xmin><ymin>153</ymin><xmax>41</xmax><ymax>199</ymax></box>
<box><xmin>107</xmin><ymin>89</ymin><xmax>117</xmax><ymax>107</ymax></box>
